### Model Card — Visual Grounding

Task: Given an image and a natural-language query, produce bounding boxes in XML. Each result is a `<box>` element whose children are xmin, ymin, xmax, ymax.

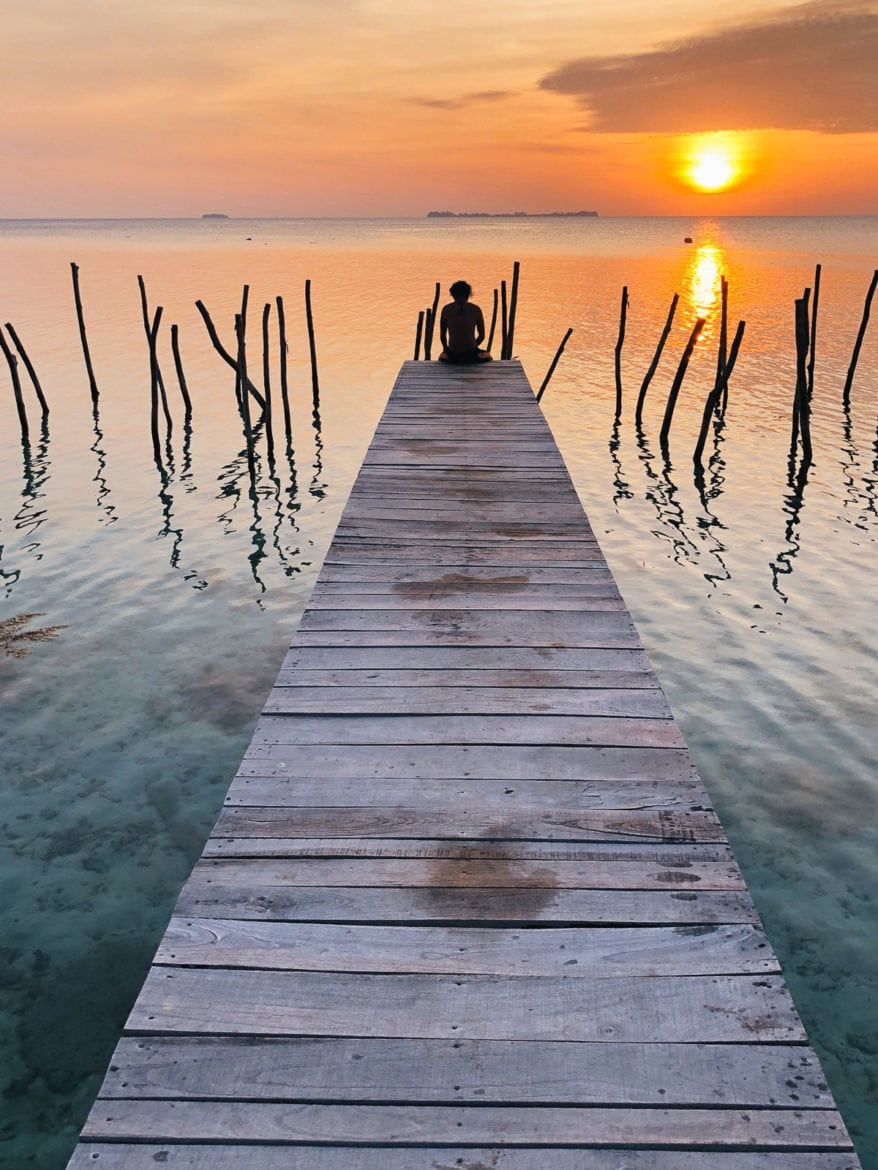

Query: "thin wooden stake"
<box><xmin>807</xmin><ymin>263</ymin><xmax>821</xmax><ymax>398</ymax></box>
<box><xmin>693</xmin><ymin>319</ymin><xmax>745</xmax><ymax>466</ymax></box>
<box><xmin>0</xmin><ymin>324</ymin><xmax>29</xmax><ymax>441</ymax></box>
<box><xmin>487</xmin><ymin>288</ymin><xmax>498</xmax><ymax>353</ymax></box>
<box><xmin>235</xmin><ymin>313</ymin><xmax>256</xmax><ymax>482</ymax></box>
<box><xmin>414</xmin><ymin>311</ymin><xmax>425</xmax><ymax>360</ymax></box>
<box><xmin>794</xmin><ymin>297</ymin><xmax>813</xmax><ymax>462</ymax></box>
<box><xmin>716</xmin><ymin>276</ymin><xmax>729</xmax><ymax>414</ymax></box>
<box><xmin>194</xmin><ymin>300</ymin><xmax>267</xmax><ymax>410</ymax></box>
<box><xmin>71</xmin><ymin>261</ymin><xmax>99</xmax><ymax>404</ymax></box>
<box><xmin>506</xmin><ymin>260</ymin><xmax>520</xmax><ymax>359</ymax></box>
<box><xmin>536</xmin><ymin>328</ymin><xmax>573</xmax><ymax>402</ymax></box>
<box><xmin>137</xmin><ymin>276</ymin><xmax>172</xmax><ymax>432</ymax></box>
<box><xmin>424</xmin><ymin>282</ymin><xmax>440</xmax><ymax>358</ymax></box>
<box><xmin>635</xmin><ymin>293</ymin><xmax>678</xmax><ymax>425</ymax></box>
<box><xmin>170</xmin><ymin>324</ymin><xmax>192</xmax><ymax>415</ymax></box>
<box><xmin>614</xmin><ymin>286</ymin><xmax>628</xmax><ymax>420</ymax></box>
<box><xmin>276</xmin><ymin>295</ymin><xmax>292</xmax><ymax>448</ymax></box>
<box><xmin>305</xmin><ymin>278</ymin><xmax>320</xmax><ymax>410</ymax></box>
<box><xmin>4</xmin><ymin>323</ymin><xmax>48</xmax><ymax>416</ymax></box>
<box><xmin>659</xmin><ymin>316</ymin><xmax>705</xmax><ymax>448</ymax></box>
<box><xmin>500</xmin><ymin>281</ymin><xmax>508</xmax><ymax>359</ymax></box>
<box><xmin>424</xmin><ymin>307</ymin><xmax>434</xmax><ymax>361</ymax></box>
<box><xmin>843</xmin><ymin>268</ymin><xmax>878</xmax><ymax>405</ymax></box>
<box><xmin>147</xmin><ymin>307</ymin><xmax>164</xmax><ymax>465</ymax></box>
<box><xmin>262</xmin><ymin>302</ymin><xmax>275</xmax><ymax>465</ymax></box>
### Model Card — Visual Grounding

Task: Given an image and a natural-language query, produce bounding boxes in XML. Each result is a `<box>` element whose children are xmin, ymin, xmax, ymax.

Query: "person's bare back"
<box><xmin>438</xmin><ymin>280</ymin><xmax>493</xmax><ymax>364</ymax></box>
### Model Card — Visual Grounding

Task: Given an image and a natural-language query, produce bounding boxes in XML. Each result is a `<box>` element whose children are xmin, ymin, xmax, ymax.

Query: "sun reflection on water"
<box><xmin>686</xmin><ymin>243</ymin><xmax>724</xmax><ymax>323</ymax></box>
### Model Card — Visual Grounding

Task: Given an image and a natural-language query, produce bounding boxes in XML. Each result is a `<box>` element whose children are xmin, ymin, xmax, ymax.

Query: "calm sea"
<box><xmin>0</xmin><ymin>215</ymin><xmax>876</xmax><ymax>1167</ymax></box>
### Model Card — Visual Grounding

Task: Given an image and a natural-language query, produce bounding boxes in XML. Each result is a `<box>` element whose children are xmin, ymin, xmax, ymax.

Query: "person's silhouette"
<box><xmin>438</xmin><ymin>281</ymin><xmax>493</xmax><ymax>364</ymax></box>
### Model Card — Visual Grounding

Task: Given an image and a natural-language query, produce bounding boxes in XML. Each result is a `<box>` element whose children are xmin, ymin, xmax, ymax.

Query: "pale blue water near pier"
<box><xmin>0</xmin><ymin>215</ymin><xmax>876</xmax><ymax>1168</ymax></box>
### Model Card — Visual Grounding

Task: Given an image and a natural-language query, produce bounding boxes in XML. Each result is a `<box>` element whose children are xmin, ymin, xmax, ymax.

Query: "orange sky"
<box><xmin>3</xmin><ymin>0</ymin><xmax>876</xmax><ymax>217</ymax></box>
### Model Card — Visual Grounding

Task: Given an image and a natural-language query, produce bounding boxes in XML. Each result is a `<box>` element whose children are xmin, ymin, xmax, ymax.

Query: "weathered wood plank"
<box><xmin>97</xmin><ymin>1035</ymin><xmax>833</xmax><ymax>1106</ymax></box>
<box><xmin>66</xmin><ymin>1148</ymin><xmax>865</xmax><ymax>1170</ymax></box>
<box><xmin>238</xmin><ymin>744</ymin><xmax>700</xmax><ymax>781</ymax></box>
<box><xmin>174</xmin><ymin>883</ymin><xmax>761</xmax><ymax>925</ymax></box>
<box><xmin>127</xmin><ymin>967</ymin><xmax>805</xmax><ymax>1042</ymax></box>
<box><xmin>211</xmin><ymin>806</ymin><xmax>724</xmax><ymax>843</ymax></box>
<box><xmin>278</xmin><ymin>647</ymin><xmax>655</xmax><ymax>672</ymax></box>
<box><xmin>156</xmin><ymin>919</ymin><xmax>776</xmax><ymax>976</ymax></box>
<box><xmin>306</xmin><ymin>592</ymin><xmax>626</xmax><ymax>611</ymax></box>
<box><xmin>273</xmin><ymin>667</ymin><xmax>660</xmax><ymax>689</ymax></box>
<box><xmin>82</xmin><ymin>1100</ymin><xmax>851</xmax><ymax>1147</ymax></box>
<box><xmin>264</xmin><ymin>687</ymin><xmax>672</xmax><ymax>719</ymax></box>
<box><xmin>196</xmin><ymin>841</ymin><xmax>738</xmax><ymax>870</ymax></box>
<box><xmin>222</xmin><ymin>776</ymin><xmax>709</xmax><ymax>811</ymax></box>
<box><xmin>251</xmin><ymin>714</ymin><xmax>684</xmax><ymax>749</ymax></box>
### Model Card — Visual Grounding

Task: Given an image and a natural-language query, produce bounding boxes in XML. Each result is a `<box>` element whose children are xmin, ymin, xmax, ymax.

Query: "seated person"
<box><xmin>438</xmin><ymin>281</ymin><xmax>493</xmax><ymax>363</ymax></box>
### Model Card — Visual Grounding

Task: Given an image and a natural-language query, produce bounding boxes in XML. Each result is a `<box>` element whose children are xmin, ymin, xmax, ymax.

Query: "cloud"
<box><xmin>539</xmin><ymin>0</ymin><xmax>878</xmax><ymax>134</ymax></box>
<box><xmin>409</xmin><ymin>89</ymin><xmax>517</xmax><ymax>111</ymax></box>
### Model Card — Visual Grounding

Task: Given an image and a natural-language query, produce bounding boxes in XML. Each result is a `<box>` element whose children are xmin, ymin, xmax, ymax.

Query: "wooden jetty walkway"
<box><xmin>68</xmin><ymin>361</ymin><xmax>861</xmax><ymax>1168</ymax></box>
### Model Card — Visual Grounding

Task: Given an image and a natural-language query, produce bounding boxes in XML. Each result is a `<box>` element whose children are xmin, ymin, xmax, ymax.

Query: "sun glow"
<box><xmin>677</xmin><ymin>133</ymin><xmax>749</xmax><ymax>194</ymax></box>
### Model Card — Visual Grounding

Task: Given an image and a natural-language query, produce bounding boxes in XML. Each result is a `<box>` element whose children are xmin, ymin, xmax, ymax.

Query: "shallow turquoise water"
<box><xmin>0</xmin><ymin>216</ymin><xmax>876</xmax><ymax>1167</ymax></box>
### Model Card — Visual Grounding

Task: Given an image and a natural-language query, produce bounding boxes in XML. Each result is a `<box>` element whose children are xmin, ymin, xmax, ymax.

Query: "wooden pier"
<box><xmin>68</xmin><ymin>361</ymin><xmax>861</xmax><ymax>1168</ymax></box>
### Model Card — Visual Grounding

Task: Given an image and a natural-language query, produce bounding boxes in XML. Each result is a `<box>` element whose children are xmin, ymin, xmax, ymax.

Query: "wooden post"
<box><xmin>794</xmin><ymin>297</ymin><xmax>813</xmax><ymax>462</ymax></box>
<box><xmin>414</xmin><ymin>311</ymin><xmax>425</xmax><ymax>360</ymax></box>
<box><xmin>506</xmin><ymin>260</ymin><xmax>520</xmax><ymax>359</ymax></box>
<box><xmin>694</xmin><ymin>319</ymin><xmax>745</xmax><ymax>466</ymax></box>
<box><xmin>424</xmin><ymin>307</ymin><xmax>434</xmax><ymax>360</ymax></box>
<box><xmin>843</xmin><ymin>268</ymin><xmax>877</xmax><ymax>405</ymax></box>
<box><xmin>536</xmin><ymin>328</ymin><xmax>573</xmax><ymax>403</ymax></box>
<box><xmin>262</xmin><ymin>302</ymin><xmax>276</xmax><ymax>465</ymax></box>
<box><xmin>487</xmin><ymin>288</ymin><xmax>499</xmax><ymax>354</ymax></box>
<box><xmin>614</xmin><ymin>286</ymin><xmax>628</xmax><ymax>421</ymax></box>
<box><xmin>276</xmin><ymin>295</ymin><xmax>292</xmax><ymax>448</ymax></box>
<box><xmin>500</xmin><ymin>281</ymin><xmax>508</xmax><ymax>359</ymax></box>
<box><xmin>137</xmin><ymin>276</ymin><xmax>172</xmax><ymax>431</ymax></box>
<box><xmin>147</xmin><ymin>307</ymin><xmax>164</xmax><ymax>466</ymax></box>
<box><xmin>170</xmin><ymin>324</ymin><xmax>192</xmax><ymax>415</ymax></box>
<box><xmin>716</xmin><ymin>276</ymin><xmax>729</xmax><ymax>414</ymax></box>
<box><xmin>424</xmin><ymin>282</ymin><xmax>440</xmax><ymax>358</ymax></box>
<box><xmin>0</xmin><ymin>324</ymin><xmax>29</xmax><ymax>441</ymax></box>
<box><xmin>634</xmin><ymin>293</ymin><xmax>678</xmax><ymax>425</ymax></box>
<box><xmin>4</xmin><ymin>323</ymin><xmax>48</xmax><ymax>416</ymax></box>
<box><xmin>807</xmin><ymin>263</ymin><xmax>821</xmax><ymax>398</ymax></box>
<box><xmin>659</xmin><ymin>316</ymin><xmax>705</xmax><ymax>449</ymax></box>
<box><xmin>305</xmin><ymin>278</ymin><xmax>320</xmax><ymax>411</ymax></box>
<box><xmin>194</xmin><ymin>300</ymin><xmax>267</xmax><ymax>410</ymax></box>
<box><xmin>70</xmin><ymin>261</ymin><xmax>99</xmax><ymax>404</ymax></box>
<box><xmin>235</xmin><ymin>313</ymin><xmax>256</xmax><ymax>481</ymax></box>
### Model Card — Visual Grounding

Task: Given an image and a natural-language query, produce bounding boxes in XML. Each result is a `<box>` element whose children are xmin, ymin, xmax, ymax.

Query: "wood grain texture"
<box><xmin>98</xmin><ymin>1035</ymin><xmax>834</xmax><ymax>1106</ymax></box>
<box><xmin>64</xmin><ymin>360</ymin><xmax>861</xmax><ymax>1169</ymax></box>
<box><xmin>82</xmin><ymin>1100</ymin><xmax>851</xmax><ymax>1147</ymax></box>
<box><xmin>67</xmin><ymin>1149</ymin><xmax>864</xmax><ymax>1170</ymax></box>
<box><xmin>156</xmin><ymin>919</ymin><xmax>777</xmax><ymax>976</ymax></box>
<box><xmin>127</xmin><ymin>967</ymin><xmax>806</xmax><ymax>1042</ymax></box>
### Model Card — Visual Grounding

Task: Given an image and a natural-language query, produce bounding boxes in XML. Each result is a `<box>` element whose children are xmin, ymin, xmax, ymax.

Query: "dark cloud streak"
<box><xmin>539</xmin><ymin>1</ymin><xmax>878</xmax><ymax>134</ymax></box>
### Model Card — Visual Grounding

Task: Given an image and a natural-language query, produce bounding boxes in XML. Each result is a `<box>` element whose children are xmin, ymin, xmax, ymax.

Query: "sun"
<box><xmin>690</xmin><ymin>148</ymin><xmax>735</xmax><ymax>192</ymax></box>
<box><xmin>676</xmin><ymin>133</ymin><xmax>749</xmax><ymax>194</ymax></box>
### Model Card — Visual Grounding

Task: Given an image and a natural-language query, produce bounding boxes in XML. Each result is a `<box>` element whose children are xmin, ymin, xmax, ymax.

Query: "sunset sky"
<box><xmin>3</xmin><ymin>0</ymin><xmax>876</xmax><ymax>218</ymax></box>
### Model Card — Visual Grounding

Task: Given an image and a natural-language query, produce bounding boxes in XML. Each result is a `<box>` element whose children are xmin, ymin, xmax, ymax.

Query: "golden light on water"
<box><xmin>688</xmin><ymin>244</ymin><xmax>723</xmax><ymax>317</ymax></box>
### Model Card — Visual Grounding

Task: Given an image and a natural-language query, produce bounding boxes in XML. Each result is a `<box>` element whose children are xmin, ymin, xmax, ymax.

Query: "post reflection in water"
<box><xmin>770</xmin><ymin>456</ymin><xmax>811</xmax><ymax>602</ymax></box>
<box><xmin>633</xmin><ymin>427</ymin><xmax>699</xmax><ymax>566</ymax></box>
<box><xmin>310</xmin><ymin>401</ymin><xmax>326</xmax><ymax>500</ymax></box>
<box><xmin>90</xmin><ymin>406</ymin><xmax>117</xmax><ymax>525</ymax></box>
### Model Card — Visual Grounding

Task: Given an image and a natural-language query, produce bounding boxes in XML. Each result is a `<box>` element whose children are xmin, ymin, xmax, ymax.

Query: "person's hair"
<box><xmin>449</xmin><ymin>280</ymin><xmax>472</xmax><ymax>300</ymax></box>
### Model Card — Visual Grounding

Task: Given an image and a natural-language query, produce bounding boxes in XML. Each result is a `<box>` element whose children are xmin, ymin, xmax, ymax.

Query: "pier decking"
<box><xmin>68</xmin><ymin>361</ymin><xmax>860</xmax><ymax>1168</ymax></box>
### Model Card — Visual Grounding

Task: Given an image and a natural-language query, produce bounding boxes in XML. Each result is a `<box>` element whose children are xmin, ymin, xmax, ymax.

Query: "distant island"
<box><xmin>427</xmin><ymin>210</ymin><xmax>597</xmax><ymax>218</ymax></box>
<box><xmin>201</xmin><ymin>213</ymin><xmax>229</xmax><ymax>219</ymax></box>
